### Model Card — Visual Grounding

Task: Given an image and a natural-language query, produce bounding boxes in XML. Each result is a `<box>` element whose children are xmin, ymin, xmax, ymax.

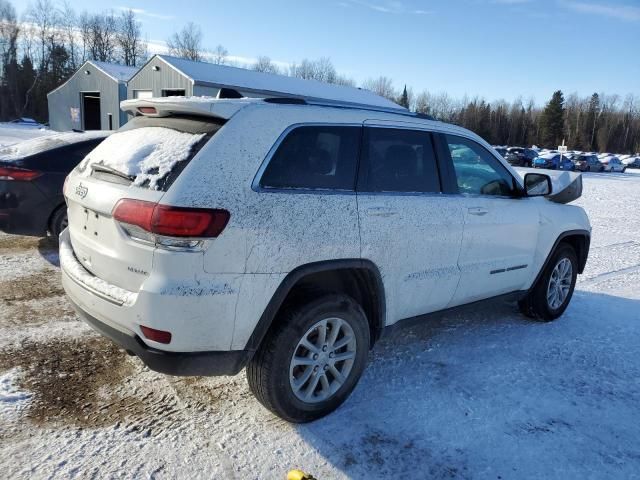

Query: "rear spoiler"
<box><xmin>120</xmin><ymin>97</ymin><xmax>258</xmax><ymax>121</ymax></box>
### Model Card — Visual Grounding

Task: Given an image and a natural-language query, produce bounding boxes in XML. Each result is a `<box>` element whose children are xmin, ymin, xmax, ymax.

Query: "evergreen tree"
<box><xmin>540</xmin><ymin>90</ymin><xmax>565</xmax><ymax>148</ymax></box>
<box><xmin>398</xmin><ymin>85</ymin><xmax>409</xmax><ymax>108</ymax></box>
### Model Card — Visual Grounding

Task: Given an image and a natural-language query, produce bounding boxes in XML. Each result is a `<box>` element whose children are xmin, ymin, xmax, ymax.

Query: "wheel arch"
<box><xmin>531</xmin><ymin>229</ymin><xmax>590</xmax><ymax>290</ymax></box>
<box><xmin>243</xmin><ymin>259</ymin><xmax>386</xmax><ymax>356</ymax></box>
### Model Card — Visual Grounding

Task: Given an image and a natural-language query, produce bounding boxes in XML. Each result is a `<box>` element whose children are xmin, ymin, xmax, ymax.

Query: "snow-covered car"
<box><xmin>600</xmin><ymin>156</ymin><xmax>626</xmax><ymax>172</ymax></box>
<box><xmin>573</xmin><ymin>154</ymin><xmax>604</xmax><ymax>172</ymax></box>
<box><xmin>533</xmin><ymin>153</ymin><xmax>575</xmax><ymax>170</ymax></box>
<box><xmin>624</xmin><ymin>156</ymin><xmax>640</xmax><ymax>168</ymax></box>
<box><xmin>493</xmin><ymin>146</ymin><xmax>507</xmax><ymax>158</ymax></box>
<box><xmin>0</xmin><ymin>131</ymin><xmax>110</xmax><ymax>237</ymax></box>
<box><xmin>60</xmin><ymin>97</ymin><xmax>591</xmax><ymax>422</ymax></box>
<box><xmin>8</xmin><ymin>117</ymin><xmax>42</xmax><ymax>127</ymax></box>
<box><xmin>504</xmin><ymin>147</ymin><xmax>537</xmax><ymax>167</ymax></box>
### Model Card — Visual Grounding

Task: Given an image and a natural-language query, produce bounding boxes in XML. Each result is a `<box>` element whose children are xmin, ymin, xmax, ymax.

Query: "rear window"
<box><xmin>259</xmin><ymin>126</ymin><xmax>361</xmax><ymax>191</ymax></box>
<box><xmin>76</xmin><ymin>115</ymin><xmax>223</xmax><ymax>191</ymax></box>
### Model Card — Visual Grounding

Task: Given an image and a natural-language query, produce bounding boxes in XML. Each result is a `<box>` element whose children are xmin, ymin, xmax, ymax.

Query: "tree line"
<box><xmin>1</xmin><ymin>0</ymin><xmax>638</xmax><ymax>153</ymax></box>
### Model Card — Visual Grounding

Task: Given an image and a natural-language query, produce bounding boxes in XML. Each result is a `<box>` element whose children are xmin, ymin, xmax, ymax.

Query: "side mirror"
<box><xmin>524</xmin><ymin>172</ymin><xmax>552</xmax><ymax>197</ymax></box>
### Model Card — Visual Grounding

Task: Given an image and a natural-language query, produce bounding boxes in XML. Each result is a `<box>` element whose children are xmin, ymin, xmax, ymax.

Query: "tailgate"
<box><xmin>65</xmin><ymin>175</ymin><xmax>164</xmax><ymax>292</ymax></box>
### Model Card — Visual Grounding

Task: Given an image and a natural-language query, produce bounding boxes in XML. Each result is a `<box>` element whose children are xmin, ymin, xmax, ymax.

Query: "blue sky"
<box><xmin>27</xmin><ymin>0</ymin><xmax>640</xmax><ymax>104</ymax></box>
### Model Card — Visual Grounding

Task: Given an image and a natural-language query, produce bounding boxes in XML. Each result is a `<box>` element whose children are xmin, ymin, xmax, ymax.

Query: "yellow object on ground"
<box><xmin>287</xmin><ymin>469</ymin><xmax>316</xmax><ymax>480</ymax></box>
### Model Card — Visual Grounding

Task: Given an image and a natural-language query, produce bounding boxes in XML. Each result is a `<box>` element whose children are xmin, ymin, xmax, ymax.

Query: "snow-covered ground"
<box><xmin>0</xmin><ymin>123</ymin><xmax>53</xmax><ymax>148</ymax></box>
<box><xmin>1</xmin><ymin>171</ymin><xmax>639</xmax><ymax>479</ymax></box>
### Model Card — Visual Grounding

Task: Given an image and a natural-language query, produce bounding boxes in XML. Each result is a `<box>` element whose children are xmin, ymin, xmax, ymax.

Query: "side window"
<box><xmin>260</xmin><ymin>126</ymin><xmax>360</xmax><ymax>191</ymax></box>
<box><xmin>360</xmin><ymin>127</ymin><xmax>440</xmax><ymax>193</ymax></box>
<box><xmin>445</xmin><ymin>134</ymin><xmax>515</xmax><ymax>197</ymax></box>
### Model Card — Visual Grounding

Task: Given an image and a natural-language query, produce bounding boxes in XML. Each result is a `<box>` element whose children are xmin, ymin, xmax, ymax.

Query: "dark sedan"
<box><xmin>504</xmin><ymin>147</ymin><xmax>538</xmax><ymax>167</ymax></box>
<box><xmin>0</xmin><ymin>131</ymin><xmax>109</xmax><ymax>237</ymax></box>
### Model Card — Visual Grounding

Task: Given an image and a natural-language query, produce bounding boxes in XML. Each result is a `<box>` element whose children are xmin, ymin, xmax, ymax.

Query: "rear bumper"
<box><xmin>69</xmin><ymin>297</ymin><xmax>250</xmax><ymax>376</ymax></box>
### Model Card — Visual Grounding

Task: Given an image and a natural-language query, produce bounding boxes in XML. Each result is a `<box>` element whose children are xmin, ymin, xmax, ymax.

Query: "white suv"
<box><xmin>61</xmin><ymin>97</ymin><xmax>591</xmax><ymax>422</ymax></box>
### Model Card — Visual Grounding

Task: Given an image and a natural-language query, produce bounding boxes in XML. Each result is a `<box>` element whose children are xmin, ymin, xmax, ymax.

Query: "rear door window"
<box><xmin>259</xmin><ymin>126</ymin><xmax>361</xmax><ymax>191</ymax></box>
<box><xmin>358</xmin><ymin>127</ymin><xmax>440</xmax><ymax>193</ymax></box>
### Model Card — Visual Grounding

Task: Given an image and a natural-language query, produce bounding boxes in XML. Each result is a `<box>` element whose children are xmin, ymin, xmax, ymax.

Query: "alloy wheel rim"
<box><xmin>547</xmin><ymin>257</ymin><xmax>573</xmax><ymax>310</ymax></box>
<box><xmin>289</xmin><ymin>317</ymin><xmax>357</xmax><ymax>404</ymax></box>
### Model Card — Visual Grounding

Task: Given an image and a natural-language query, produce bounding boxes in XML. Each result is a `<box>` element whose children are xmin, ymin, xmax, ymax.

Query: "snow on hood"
<box><xmin>514</xmin><ymin>167</ymin><xmax>583</xmax><ymax>204</ymax></box>
<box><xmin>76</xmin><ymin>127</ymin><xmax>205</xmax><ymax>190</ymax></box>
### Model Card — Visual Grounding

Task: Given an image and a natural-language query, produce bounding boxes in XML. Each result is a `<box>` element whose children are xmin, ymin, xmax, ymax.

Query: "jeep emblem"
<box><xmin>75</xmin><ymin>182</ymin><xmax>88</xmax><ymax>199</ymax></box>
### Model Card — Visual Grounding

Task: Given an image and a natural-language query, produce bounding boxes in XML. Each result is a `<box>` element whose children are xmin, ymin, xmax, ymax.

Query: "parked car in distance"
<box><xmin>601</xmin><ymin>156</ymin><xmax>626</xmax><ymax>172</ymax></box>
<box><xmin>573</xmin><ymin>154</ymin><xmax>604</xmax><ymax>172</ymax></box>
<box><xmin>505</xmin><ymin>147</ymin><xmax>538</xmax><ymax>167</ymax></box>
<box><xmin>624</xmin><ymin>156</ymin><xmax>640</xmax><ymax>168</ymax></box>
<box><xmin>8</xmin><ymin>117</ymin><xmax>42</xmax><ymax>127</ymax></box>
<box><xmin>493</xmin><ymin>146</ymin><xmax>507</xmax><ymax>158</ymax></box>
<box><xmin>61</xmin><ymin>97</ymin><xmax>591</xmax><ymax>423</ymax></box>
<box><xmin>533</xmin><ymin>153</ymin><xmax>574</xmax><ymax>170</ymax></box>
<box><xmin>0</xmin><ymin>131</ymin><xmax>109</xmax><ymax>237</ymax></box>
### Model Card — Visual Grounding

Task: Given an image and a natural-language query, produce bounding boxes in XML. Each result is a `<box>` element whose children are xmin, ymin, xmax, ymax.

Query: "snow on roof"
<box><xmin>90</xmin><ymin>61</ymin><xmax>138</xmax><ymax>83</ymax></box>
<box><xmin>153</xmin><ymin>55</ymin><xmax>404</xmax><ymax>112</ymax></box>
<box><xmin>0</xmin><ymin>131</ymin><xmax>110</xmax><ymax>160</ymax></box>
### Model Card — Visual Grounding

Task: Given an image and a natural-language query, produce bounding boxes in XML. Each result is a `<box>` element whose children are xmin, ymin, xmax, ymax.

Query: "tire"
<box><xmin>247</xmin><ymin>294</ymin><xmax>370</xmax><ymax>423</ymax></box>
<box><xmin>49</xmin><ymin>205</ymin><xmax>68</xmax><ymax>238</ymax></box>
<box><xmin>518</xmin><ymin>243</ymin><xmax>578</xmax><ymax>322</ymax></box>
<box><xmin>586</xmin><ymin>166</ymin><xmax>591</xmax><ymax>172</ymax></box>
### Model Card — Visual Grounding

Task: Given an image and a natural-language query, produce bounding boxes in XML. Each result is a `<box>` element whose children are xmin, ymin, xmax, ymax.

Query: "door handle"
<box><xmin>468</xmin><ymin>207</ymin><xmax>489</xmax><ymax>216</ymax></box>
<box><xmin>365</xmin><ymin>207</ymin><xmax>398</xmax><ymax>218</ymax></box>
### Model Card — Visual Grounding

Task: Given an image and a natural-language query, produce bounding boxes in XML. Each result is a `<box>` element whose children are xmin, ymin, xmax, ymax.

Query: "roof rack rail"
<box><xmin>264</xmin><ymin>97</ymin><xmax>308</xmax><ymax>105</ymax></box>
<box><xmin>262</xmin><ymin>96</ymin><xmax>438</xmax><ymax>122</ymax></box>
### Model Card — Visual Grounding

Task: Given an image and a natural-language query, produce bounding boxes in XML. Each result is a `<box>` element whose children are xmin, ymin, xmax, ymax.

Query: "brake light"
<box><xmin>0</xmin><ymin>166</ymin><xmax>41</xmax><ymax>181</ymax></box>
<box><xmin>112</xmin><ymin>199</ymin><xmax>230</xmax><ymax>238</ymax></box>
<box><xmin>140</xmin><ymin>325</ymin><xmax>172</xmax><ymax>344</ymax></box>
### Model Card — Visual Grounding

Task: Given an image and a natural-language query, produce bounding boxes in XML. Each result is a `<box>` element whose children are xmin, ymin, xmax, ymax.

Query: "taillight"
<box><xmin>0</xmin><ymin>166</ymin><xmax>41</xmax><ymax>181</ymax></box>
<box><xmin>138</xmin><ymin>107</ymin><xmax>157</xmax><ymax>115</ymax></box>
<box><xmin>112</xmin><ymin>199</ymin><xmax>230</xmax><ymax>238</ymax></box>
<box><xmin>140</xmin><ymin>325</ymin><xmax>172</xmax><ymax>344</ymax></box>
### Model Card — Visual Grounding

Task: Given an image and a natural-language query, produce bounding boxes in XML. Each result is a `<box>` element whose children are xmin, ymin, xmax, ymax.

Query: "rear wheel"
<box><xmin>247</xmin><ymin>294</ymin><xmax>370</xmax><ymax>423</ymax></box>
<box><xmin>518</xmin><ymin>243</ymin><xmax>578</xmax><ymax>322</ymax></box>
<box><xmin>49</xmin><ymin>205</ymin><xmax>68</xmax><ymax>238</ymax></box>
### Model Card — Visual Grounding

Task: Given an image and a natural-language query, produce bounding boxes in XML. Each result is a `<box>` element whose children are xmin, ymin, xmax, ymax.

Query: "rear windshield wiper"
<box><xmin>91</xmin><ymin>164</ymin><xmax>134</xmax><ymax>185</ymax></box>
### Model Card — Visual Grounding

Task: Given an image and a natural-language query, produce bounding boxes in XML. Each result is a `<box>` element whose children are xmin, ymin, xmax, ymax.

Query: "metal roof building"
<box><xmin>127</xmin><ymin>55</ymin><xmax>404</xmax><ymax>112</ymax></box>
<box><xmin>47</xmin><ymin>61</ymin><xmax>138</xmax><ymax>132</ymax></box>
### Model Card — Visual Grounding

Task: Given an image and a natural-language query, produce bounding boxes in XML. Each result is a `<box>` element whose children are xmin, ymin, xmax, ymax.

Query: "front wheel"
<box><xmin>519</xmin><ymin>244</ymin><xmax>578</xmax><ymax>321</ymax></box>
<box><xmin>247</xmin><ymin>294</ymin><xmax>370</xmax><ymax>422</ymax></box>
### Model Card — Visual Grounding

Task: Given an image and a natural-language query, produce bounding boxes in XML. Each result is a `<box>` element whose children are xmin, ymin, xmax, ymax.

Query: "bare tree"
<box><xmin>59</xmin><ymin>1</ymin><xmax>78</xmax><ymax>70</ymax></box>
<box><xmin>117</xmin><ymin>9</ymin><xmax>146</xmax><ymax>66</ymax></box>
<box><xmin>362</xmin><ymin>76</ymin><xmax>396</xmax><ymax>101</ymax></box>
<box><xmin>78</xmin><ymin>11</ymin><xmax>117</xmax><ymax>62</ymax></box>
<box><xmin>0</xmin><ymin>0</ymin><xmax>19</xmax><ymax>71</ymax></box>
<box><xmin>25</xmin><ymin>0</ymin><xmax>59</xmax><ymax>71</ymax></box>
<box><xmin>167</xmin><ymin>22</ymin><xmax>203</xmax><ymax>61</ymax></box>
<box><xmin>252</xmin><ymin>55</ymin><xmax>279</xmax><ymax>74</ymax></box>
<box><xmin>211</xmin><ymin>44</ymin><xmax>227</xmax><ymax>65</ymax></box>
